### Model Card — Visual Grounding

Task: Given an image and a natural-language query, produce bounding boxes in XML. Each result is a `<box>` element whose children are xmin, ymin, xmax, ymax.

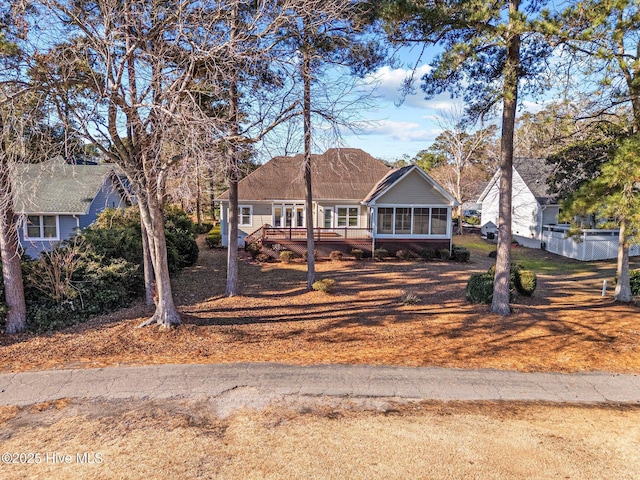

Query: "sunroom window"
<box><xmin>377</xmin><ymin>208</ymin><xmax>393</xmax><ymax>234</ymax></box>
<box><xmin>431</xmin><ymin>208</ymin><xmax>448</xmax><ymax>234</ymax></box>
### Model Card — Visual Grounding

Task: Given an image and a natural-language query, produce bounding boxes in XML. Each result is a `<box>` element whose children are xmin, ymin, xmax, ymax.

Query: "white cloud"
<box><xmin>365</xmin><ymin>65</ymin><xmax>434</xmax><ymax>109</ymax></box>
<box><xmin>520</xmin><ymin>100</ymin><xmax>549</xmax><ymax>114</ymax></box>
<box><xmin>359</xmin><ymin>120</ymin><xmax>441</xmax><ymax>143</ymax></box>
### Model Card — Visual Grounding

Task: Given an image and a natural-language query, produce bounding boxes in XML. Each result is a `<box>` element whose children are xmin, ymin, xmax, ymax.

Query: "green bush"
<box><xmin>515</xmin><ymin>270</ymin><xmax>537</xmax><ymax>296</ymax></box>
<box><xmin>396</xmin><ymin>249</ymin><xmax>415</xmax><ymax>261</ymax></box>
<box><xmin>374</xmin><ymin>248</ymin><xmax>388</xmax><ymax>261</ymax></box>
<box><xmin>351</xmin><ymin>249</ymin><xmax>364</xmax><ymax>260</ymax></box>
<box><xmin>246</xmin><ymin>241</ymin><xmax>261</xmax><ymax>259</ymax></box>
<box><xmin>22</xmin><ymin>241</ymin><xmax>142</xmax><ymax>332</ymax></box>
<box><xmin>487</xmin><ymin>263</ymin><xmax>537</xmax><ymax>298</ymax></box>
<box><xmin>420</xmin><ymin>248</ymin><xmax>435</xmax><ymax>261</ymax></box>
<box><xmin>466</xmin><ymin>273</ymin><xmax>495</xmax><ymax>304</ymax></box>
<box><xmin>312</xmin><ymin>278</ymin><xmax>335</xmax><ymax>293</ymax></box>
<box><xmin>196</xmin><ymin>222</ymin><xmax>214</xmax><ymax>234</ymax></box>
<box><xmin>464</xmin><ymin>216</ymin><xmax>480</xmax><ymax>225</ymax></box>
<box><xmin>451</xmin><ymin>245</ymin><xmax>470</xmax><ymax>262</ymax></box>
<box><xmin>256</xmin><ymin>253</ymin><xmax>271</xmax><ymax>263</ymax></box>
<box><xmin>438</xmin><ymin>248</ymin><xmax>451</xmax><ymax>260</ymax></box>
<box><xmin>164</xmin><ymin>204</ymin><xmax>198</xmax><ymax>235</ymax></box>
<box><xmin>205</xmin><ymin>225</ymin><xmax>222</xmax><ymax>248</ymax></box>
<box><xmin>329</xmin><ymin>250</ymin><xmax>343</xmax><ymax>261</ymax></box>
<box><xmin>19</xmin><ymin>206</ymin><xmax>198</xmax><ymax>333</ymax></box>
<box><xmin>165</xmin><ymin>228</ymin><xmax>199</xmax><ymax>272</ymax></box>
<box><xmin>84</xmin><ymin>206</ymin><xmax>198</xmax><ymax>273</ymax></box>
<box><xmin>279</xmin><ymin>250</ymin><xmax>294</xmax><ymax>263</ymax></box>
<box><xmin>488</xmin><ymin>263</ymin><xmax>522</xmax><ymax>283</ymax></box>
<box><xmin>631</xmin><ymin>270</ymin><xmax>640</xmax><ymax>296</ymax></box>
<box><xmin>302</xmin><ymin>249</ymin><xmax>317</xmax><ymax>261</ymax></box>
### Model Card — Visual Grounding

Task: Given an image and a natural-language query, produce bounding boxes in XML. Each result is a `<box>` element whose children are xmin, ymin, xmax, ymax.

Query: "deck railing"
<box><xmin>263</xmin><ymin>227</ymin><xmax>372</xmax><ymax>241</ymax></box>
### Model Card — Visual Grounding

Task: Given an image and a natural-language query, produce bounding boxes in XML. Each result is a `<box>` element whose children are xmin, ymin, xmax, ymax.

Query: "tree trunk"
<box><xmin>139</xmin><ymin>215</ymin><xmax>155</xmax><ymax>306</ymax></box>
<box><xmin>225</xmin><ymin>2</ymin><xmax>241</xmax><ymax>297</ymax></box>
<box><xmin>491</xmin><ymin>0</ymin><xmax>521</xmax><ymax>316</ymax></box>
<box><xmin>614</xmin><ymin>221</ymin><xmax>633</xmax><ymax>302</ymax></box>
<box><xmin>0</xmin><ymin>183</ymin><xmax>27</xmax><ymax>333</ymax></box>
<box><xmin>137</xmin><ymin>196</ymin><xmax>181</xmax><ymax>327</ymax></box>
<box><xmin>0</xmin><ymin>118</ymin><xmax>27</xmax><ymax>334</ymax></box>
<box><xmin>196</xmin><ymin>157</ymin><xmax>202</xmax><ymax>226</ymax></box>
<box><xmin>302</xmin><ymin>45</ymin><xmax>315</xmax><ymax>290</ymax></box>
<box><xmin>208</xmin><ymin>167</ymin><xmax>216</xmax><ymax>221</ymax></box>
<box><xmin>456</xmin><ymin>169</ymin><xmax>463</xmax><ymax>235</ymax></box>
<box><xmin>226</xmin><ymin>171</ymin><xmax>240</xmax><ymax>296</ymax></box>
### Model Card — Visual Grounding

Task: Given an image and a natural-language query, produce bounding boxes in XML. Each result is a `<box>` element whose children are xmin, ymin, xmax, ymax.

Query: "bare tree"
<box><xmin>280</xmin><ymin>0</ymin><xmax>385</xmax><ymax>289</ymax></box>
<box><xmin>0</xmin><ymin>2</ymin><xmax>38</xmax><ymax>333</ymax></box>
<box><xmin>427</xmin><ymin>112</ymin><xmax>497</xmax><ymax>234</ymax></box>
<box><xmin>35</xmin><ymin>0</ymin><xmax>266</xmax><ymax>326</ymax></box>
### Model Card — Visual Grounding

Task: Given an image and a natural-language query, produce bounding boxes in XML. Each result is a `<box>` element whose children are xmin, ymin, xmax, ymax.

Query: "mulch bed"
<box><xmin>1</xmin><ymin>239</ymin><xmax>639</xmax><ymax>374</ymax></box>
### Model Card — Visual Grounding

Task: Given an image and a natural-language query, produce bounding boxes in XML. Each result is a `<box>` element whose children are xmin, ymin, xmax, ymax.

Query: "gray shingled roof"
<box><xmin>514</xmin><ymin>157</ymin><xmax>557</xmax><ymax>205</ymax></box>
<box><xmin>12</xmin><ymin>157</ymin><xmax>117</xmax><ymax>214</ymax></box>
<box><xmin>478</xmin><ymin>157</ymin><xmax>558</xmax><ymax>206</ymax></box>
<box><xmin>361</xmin><ymin>165</ymin><xmax>413</xmax><ymax>203</ymax></box>
<box><xmin>217</xmin><ymin>148</ymin><xmax>391</xmax><ymax>201</ymax></box>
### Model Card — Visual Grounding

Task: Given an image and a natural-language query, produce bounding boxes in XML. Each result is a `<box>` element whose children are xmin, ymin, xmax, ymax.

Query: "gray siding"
<box><xmin>19</xmin><ymin>215</ymin><xmax>79</xmax><ymax>258</ymax></box>
<box><xmin>83</xmin><ymin>180</ymin><xmax>127</xmax><ymax>229</ymax></box>
<box><xmin>376</xmin><ymin>170</ymin><xmax>450</xmax><ymax>205</ymax></box>
<box><xmin>19</xmin><ymin>178</ymin><xmax>129</xmax><ymax>257</ymax></box>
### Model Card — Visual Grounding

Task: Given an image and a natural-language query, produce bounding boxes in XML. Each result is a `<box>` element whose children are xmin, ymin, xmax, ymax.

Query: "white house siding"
<box><xmin>480</xmin><ymin>169</ymin><xmax>557</xmax><ymax>249</ymax></box>
<box><xmin>541</xmin><ymin>206</ymin><xmax>560</xmax><ymax>226</ymax></box>
<box><xmin>480</xmin><ymin>184</ymin><xmax>500</xmax><ymax>237</ymax></box>
<box><xmin>375</xmin><ymin>170</ymin><xmax>448</xmax><ymax>205</ymax></box>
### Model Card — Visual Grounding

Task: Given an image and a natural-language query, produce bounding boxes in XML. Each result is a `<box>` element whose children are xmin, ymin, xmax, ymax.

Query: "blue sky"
<box><xmin>337</xmin><ymin>53</ymin><xmax>547</xmax><ymax>163</ymax></box>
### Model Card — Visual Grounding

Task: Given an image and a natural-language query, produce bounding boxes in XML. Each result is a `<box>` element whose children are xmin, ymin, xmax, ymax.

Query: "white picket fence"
<box><xmin>542</xmin><ymin>225</ymin><xmax>640</xmax><ymax>261</ymax></box>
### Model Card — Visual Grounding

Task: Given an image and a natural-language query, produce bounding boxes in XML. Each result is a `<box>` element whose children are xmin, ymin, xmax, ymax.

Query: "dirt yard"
<box><xmin>1</xmin><ymin>235</ymin><xmax>639</xmax><ymax>374</ymax></box>
<box><xmin>1</xmin><ymin>398</ymin><xmax>639</xmax><ymax>480</ymax></box>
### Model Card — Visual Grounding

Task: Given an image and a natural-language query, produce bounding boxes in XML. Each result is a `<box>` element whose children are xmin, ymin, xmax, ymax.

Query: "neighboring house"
<box><xmin>478</xmin><ymin>157</ymin><xmax>639</xmax><ymax>260</ymax></box>
<box><xmin>216</xmin><ymin>148</ymin><xmax>458</xmax><ymax>257</ymax></box>
<box><xmin>13</xmin><ymin>157</ymin><xmax>132</xmax><ymax>258</ymax></box>
<box><xmin>478</xmin><ymin>158</ymin><xmax>560</xmax><ymax>249</ymax></box>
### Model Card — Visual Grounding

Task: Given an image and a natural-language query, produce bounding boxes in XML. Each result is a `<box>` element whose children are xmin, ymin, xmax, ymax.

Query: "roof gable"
<box><xmin>217</xmin><ymin>148</ymin><xmax>391</xmax><ymax>201</ymax></box>
<box><xmin>12</xmin><ymin>157</ymin><xmax>120</xmax><ymax>214</ymax></box>
<box><xmin>477</xmin><ymin>158</ymin><xmax>558</xmax><ymax>206</ymax></box>
<box><xmin>363</xmin><ymin>165</ymin><xmax>458</xmax><ymax>206</ymax></box>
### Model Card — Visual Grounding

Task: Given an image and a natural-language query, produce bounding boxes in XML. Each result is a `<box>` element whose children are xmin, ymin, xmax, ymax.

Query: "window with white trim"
<box><xmin>336</xmin><ymin>206</ymin><xmax>359</xmax><ymax>227</ymax></box>
<box><xmin>238</xmin><ymin>206</ymin><xmax>252</xmax><ymax>227</ymax></box>
<box><xmin>25</xmin><ymin>215</ymin><xmax>59</xmax><ymax>240</ymax></box>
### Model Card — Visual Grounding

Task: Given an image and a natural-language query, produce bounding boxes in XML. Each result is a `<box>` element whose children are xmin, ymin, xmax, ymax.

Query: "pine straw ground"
<box><xmin>1</xmin><ymin>235</ymin><xmax>639</xmax><ymax>374</ymax></box>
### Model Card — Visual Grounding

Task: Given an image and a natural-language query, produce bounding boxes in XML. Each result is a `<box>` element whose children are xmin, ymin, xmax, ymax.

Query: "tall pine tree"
<box><xmin>381</xmin><ymin>0</ymin><xmax>553</xmax><ymax>314</ymax></box>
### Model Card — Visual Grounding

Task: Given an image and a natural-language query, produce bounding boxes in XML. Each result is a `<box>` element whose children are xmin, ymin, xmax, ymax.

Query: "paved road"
<box><xmin>1</xmin><ymin>363</ymin><xmax>639</xmax><ymax>407</ymax></box>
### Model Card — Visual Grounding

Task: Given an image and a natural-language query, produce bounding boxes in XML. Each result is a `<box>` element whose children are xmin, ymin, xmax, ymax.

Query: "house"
<box><xmin>478</xmin><ymin>158</ymin><xmax>560</xmax><ymax>249</ymax></box>
<box><xmin>216</xmin><ymin>148</ymin><xmax>458</xmax><ymax>257</ymax></box>
<box><xmin>13</xmin><ymin>157</ymin><xmax>132</xmax><ymax>258</ymax></box>
<box><xmin>478</xmin><ymin>157</ymin><xmax>640</xmax><ymax>260</ymax></box>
